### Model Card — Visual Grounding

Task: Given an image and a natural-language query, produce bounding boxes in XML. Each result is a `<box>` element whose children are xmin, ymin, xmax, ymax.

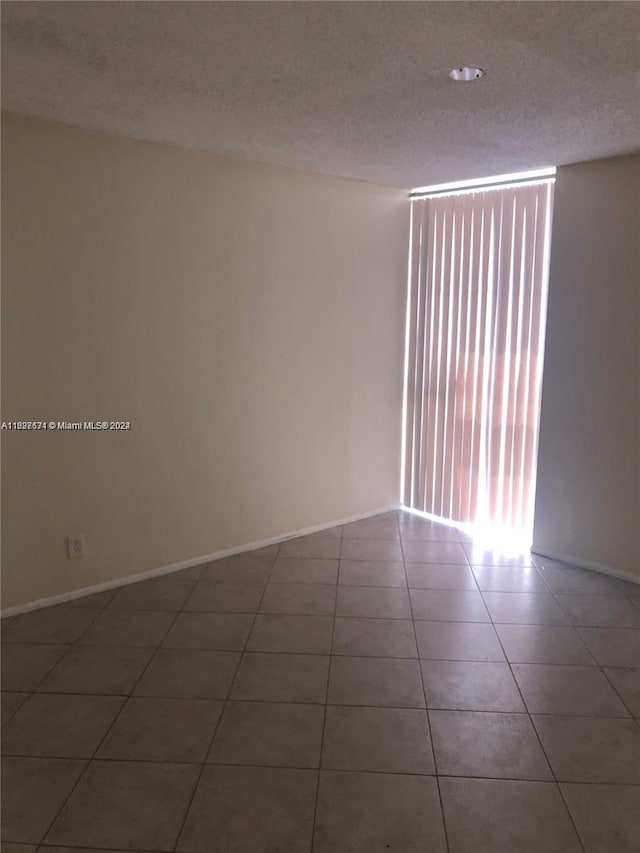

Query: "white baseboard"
<box><xmin>1</xmin><ymin>503</ymin><xmax>402</xmax><ymax>618</ymax></box>
<box><xmin>531</xmin><ymin>547</ymin><xmax>640</xmax><ymax>587</ymax></box>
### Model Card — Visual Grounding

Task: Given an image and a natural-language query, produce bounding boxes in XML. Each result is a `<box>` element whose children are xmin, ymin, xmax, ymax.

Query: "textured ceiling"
<box><xmin>2</xmin><ymin>1</ymin><xmax>639</xmax><ymax>188</ymax></box>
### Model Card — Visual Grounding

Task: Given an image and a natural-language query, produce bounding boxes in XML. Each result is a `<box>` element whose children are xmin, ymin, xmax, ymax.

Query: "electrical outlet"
<box><xmin>66</xmin><ymin>534</ymin><xmax>85</xmax><ymax>559</ymax></box>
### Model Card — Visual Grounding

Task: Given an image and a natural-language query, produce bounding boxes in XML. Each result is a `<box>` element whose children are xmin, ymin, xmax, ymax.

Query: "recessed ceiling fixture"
<box><xmin>449</xmin><ymin>67</ymin><xmax>484</xmax><ymax>81</ymax></box>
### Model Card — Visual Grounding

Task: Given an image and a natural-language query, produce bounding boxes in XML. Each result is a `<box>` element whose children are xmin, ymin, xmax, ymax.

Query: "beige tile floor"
<box><xmin>2</xmin><ymin>510</ymin><xmax>640</xmax><ymax>852</ymax></box>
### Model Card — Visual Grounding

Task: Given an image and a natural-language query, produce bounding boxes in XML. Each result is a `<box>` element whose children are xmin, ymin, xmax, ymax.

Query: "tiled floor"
<box><xmin>2</xmin><ymin>509</ymin><xmax>640</xmax><ymax>852</ymax></box>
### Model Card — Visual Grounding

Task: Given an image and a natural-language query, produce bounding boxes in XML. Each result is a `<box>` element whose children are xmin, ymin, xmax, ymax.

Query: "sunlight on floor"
<box><xmin>400</xmin><ymin>505</ymin><xmax>533</xmax><ymax>556</ymax></box>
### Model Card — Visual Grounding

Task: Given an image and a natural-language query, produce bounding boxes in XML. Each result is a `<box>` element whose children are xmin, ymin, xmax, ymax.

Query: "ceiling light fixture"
<box><xmin>449</xmin><ymin>67</ymin><xmax>484</xmax><ymax>81</ymax></box>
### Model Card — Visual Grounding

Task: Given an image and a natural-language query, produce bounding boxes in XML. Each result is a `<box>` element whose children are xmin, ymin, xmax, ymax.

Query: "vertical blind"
<box><xmin>402</xmin><ymin>180</ymin><xmax>554</xmax><ymax>536</ymax></box>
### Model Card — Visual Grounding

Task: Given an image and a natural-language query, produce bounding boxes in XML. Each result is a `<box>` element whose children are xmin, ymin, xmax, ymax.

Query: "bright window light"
<box><xmin>399</xmin><ymin>203</ymin><xmax>416</xmax><ymax>504</ymax></box>
<box><xmin>401</xmin><ymin>505</ymin><xmax>532</xmax><ymax>555</ymax></box>
<box><xmin>401</xmin><ymin>175</ymin><xmax>555</xmax><ymax>552</ymax></box>
<box><xmin>410</xmin><ymin>167</ymin><xmax>556</xmax><ymax>200</ymax></box>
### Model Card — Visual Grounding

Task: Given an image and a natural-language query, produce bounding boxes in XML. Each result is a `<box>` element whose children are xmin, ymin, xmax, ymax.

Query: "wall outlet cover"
<box><xmin>66</xmin><ymin>534</ymin><xmax>85</xmax><ymax>559</ymax></box>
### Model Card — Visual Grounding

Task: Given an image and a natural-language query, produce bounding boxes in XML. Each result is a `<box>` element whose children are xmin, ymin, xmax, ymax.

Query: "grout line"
<box><xmin>6</xmin><ymin>614</ymin><xmax>640</xmax><ymax>634</ymax></box>
<box><xmin>546</xmin><ymin>582</ymin><xmax>640</xmax><ymax>627</ymax></box>
<box><xmin>30</xmin><ymin>593</ymin><xmax>191</xmax><ymax>849</ymax></box>
<box><xmin>12</xmin><ymin>755</ymin><xmax>636</xmax><ymax>785</ymax></box>
<box><xmin>598</xmin><ymin>665</ymin><xmax>639</xmax><ymax>721</ymax></box>
<box><xmin>168</xmin><ymin>543</ymin><xmax>281</xmax><ymax>852</ymax></box>
<box><xmin>614</xmin><ymin>579</ymin><xmax>640</xmax><ymax>611</ymax></box>
<box><xmin>398</xmin><ymin>512</ymin><xmax>451</xmax><ymax>853</ymax></box>
<box><xmin>4</xmin><ymin>695</ymin><xmax>638</xmax><ymax>717</ymax></box>
<box><xmin>0</xmin><ymin>603</ymin><xmax>108</xmax><ymax>736</ymax></box>
<box><xmin>309</xmin><ymin>522</ymin><xmax>342</xmax><ymax>852</ymax></box>
<box><xmin>477</xmin><ymin>584</ymin><xmax>588</xmax><ymax>853</ymax></box>
<box><xmin>0</xmin><ymin>765</ymin><xmax>630</xmax><ymax>850</ymax></box>
<box><xmin>0</xmin><ymin>691</ymin><xmax>31</xmax><ymax>728</ymax></box>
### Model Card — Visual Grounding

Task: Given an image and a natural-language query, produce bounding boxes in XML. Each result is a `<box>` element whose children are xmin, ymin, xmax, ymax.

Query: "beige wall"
<box><xmin>533</xmin><ymin>154</ymin><xmax>640</xmax><ymax>580</ymax></box>
<box><xmin>1</xmin><ymin>113</ymin><xmax>408</xmax><ymax>610</ymax></box>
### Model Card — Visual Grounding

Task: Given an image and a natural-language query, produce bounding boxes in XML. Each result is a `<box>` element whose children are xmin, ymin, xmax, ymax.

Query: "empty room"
<box><xmin>1</xmin><ymin>2</ymin><xmax>639</xmax><ymax>852</ymax></box>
